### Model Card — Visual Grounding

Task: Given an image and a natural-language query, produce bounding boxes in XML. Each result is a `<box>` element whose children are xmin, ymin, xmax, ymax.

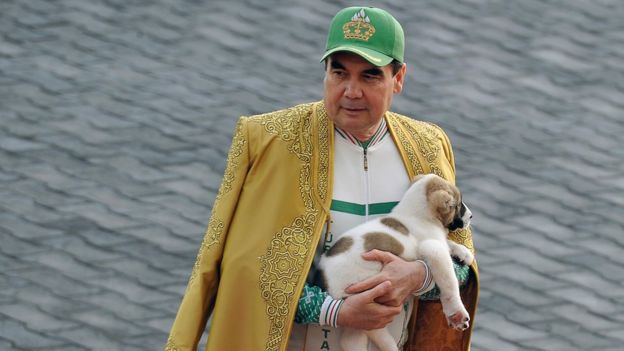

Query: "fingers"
<box><xmin>346</xmin><ymin>250</ymin><xmax>400</xmax><ymax>294</ymax></box>
<box><xmin>374</xmin><ymin>293</ymin><xmax>404</xmax><ymax>307</ymax></box>
<box><xmin>347</xmin><ymin>279</ymin><xmax>403</xmax><ymax>307</ymax></box>
<box><xmin>361</xmin><ymin>249</ymin><xmax>397</xmax><ymax>264</ymax></box>
<box><xmin>344</xmin><ymin>275</ymin><xmax>385</xmax><ymax>294</ymax></box>
<box><xmin>338</xmin><ymin>287</ymin><xmax>403</xmax><ymax>330</ymax></box>
<box><xmin>363</xmin><ymin>280</ymin><xmax>392</xmax><ymax>301</ymax></box>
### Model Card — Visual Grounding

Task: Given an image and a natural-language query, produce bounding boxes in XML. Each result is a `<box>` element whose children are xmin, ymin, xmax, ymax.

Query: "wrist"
<box><xmin>319</xmin><ymin>296</ymin><xmax>344</xmax><ymax>327</ymax></box>
<box><xmin>412</xmin><ymin>260</ymin><xmax>435</xmax><ymax>295</ymax></box>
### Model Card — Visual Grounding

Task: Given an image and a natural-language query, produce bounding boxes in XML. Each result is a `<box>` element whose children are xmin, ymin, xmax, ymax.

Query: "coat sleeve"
<box><xmin>165</xmin><ymin>117</ymin><xmax>251</xmax><ymax>351</ymax></box>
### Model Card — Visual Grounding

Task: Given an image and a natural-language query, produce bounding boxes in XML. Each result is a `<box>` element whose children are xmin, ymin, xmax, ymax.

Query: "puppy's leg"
<box><xmin>366</xmin><ymin>328</ymin><xmax>398</xmax><ymax>351</ymax></box>
<box><xmin>419</xmin><ymin>239</ymin><xmax>470</xmax><ymax>331</ymax></box>
<box><xmin>340</xmin><ymin>328</ymin><xmax>368</xmax><ymax>351</ymax></box>
<box><xmin>448</xmin><ymin>240</ymin><xmax>473</xmax><ymax>266</ymax></box>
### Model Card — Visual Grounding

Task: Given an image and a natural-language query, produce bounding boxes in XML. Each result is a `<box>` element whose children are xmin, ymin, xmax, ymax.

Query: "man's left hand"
<box><xmin>344</xmin><ymin>249</ymin><xmax>425</xmax><ymax>307</ymax></box>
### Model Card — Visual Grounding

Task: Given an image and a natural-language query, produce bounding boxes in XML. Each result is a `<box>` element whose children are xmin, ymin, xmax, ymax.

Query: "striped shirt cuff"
<box><xmin>319</xmin><ymin>296</ymin><xmax>344</xmax><ymax>327</ymax></box>
<box><xmin>413</xmin><ymin>260</ymin><xmax>435</xmax><ymax>295</ymax></box>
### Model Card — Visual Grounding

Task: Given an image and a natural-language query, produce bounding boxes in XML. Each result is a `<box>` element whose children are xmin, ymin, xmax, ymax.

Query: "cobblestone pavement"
<box><xmin>1</xmin><ymin>0</ymin><xmax>623</xmax><ymax>350</ymax></box>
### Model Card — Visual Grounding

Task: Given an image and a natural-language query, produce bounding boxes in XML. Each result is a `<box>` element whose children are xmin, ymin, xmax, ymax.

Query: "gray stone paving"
<box><xmin>1</xmin><ymin>0</ymin><xmax>623</xmax><ymax>350</ymax></box>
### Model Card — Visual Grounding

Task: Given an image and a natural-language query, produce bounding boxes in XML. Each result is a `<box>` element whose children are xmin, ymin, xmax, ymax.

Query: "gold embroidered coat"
<box><xmin>165</xmin><ymin>101</ymin><xmax>479</xmax><ymax>351</ymax></box>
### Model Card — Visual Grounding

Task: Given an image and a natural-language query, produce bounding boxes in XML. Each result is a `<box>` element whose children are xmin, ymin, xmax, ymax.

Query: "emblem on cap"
<box><xmin>343</xmin><ymin>9</ymin><xmax>376</xmax><ymax>41</ymax></box>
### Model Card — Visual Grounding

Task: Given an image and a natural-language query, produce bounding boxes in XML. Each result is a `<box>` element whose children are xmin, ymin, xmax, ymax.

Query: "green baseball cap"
<box><xmin>321</xmin><ymin>7</ymin><xmax>404</xmax><ymax>66</ymax></box>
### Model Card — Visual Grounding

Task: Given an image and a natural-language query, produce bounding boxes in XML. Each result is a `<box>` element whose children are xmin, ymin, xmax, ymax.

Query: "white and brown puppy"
<box><xmin>319</xmin><ymin>173</ymin><xmax>473</xmax><ymax>351</ymax></box>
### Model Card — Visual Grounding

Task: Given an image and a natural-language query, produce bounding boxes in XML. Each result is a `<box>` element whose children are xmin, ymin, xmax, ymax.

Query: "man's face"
<box><xmin>323</xmin><ymin>52</ymin><xmax>406</xmax><ymax>140</ymax></box>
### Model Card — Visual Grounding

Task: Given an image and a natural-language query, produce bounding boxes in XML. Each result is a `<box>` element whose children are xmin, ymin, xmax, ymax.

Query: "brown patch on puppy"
<box><xmin>425</xmin><ymin>175</ymin><xmax>462</xmax><ymax>227</ymax></box>
<box><xmin>380</xmin><ymin>217</ymin><xmax>409</xmax><ymax>235</ymax></box>
<box><xmin>363</xmin><ymin>232</ymin><xmax>404</xmax><ymax>256</ymax></box>
<box><xmin>325</xmin><ymin>237</ymin><xmax>354</xmax><ymax>257</ymax></box>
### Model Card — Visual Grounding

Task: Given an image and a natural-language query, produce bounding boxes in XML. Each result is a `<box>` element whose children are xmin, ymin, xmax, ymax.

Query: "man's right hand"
<box><xmin>336</xmin><ymin>281</ymin><xmax>403</xmax><ymax>330</ymax></box>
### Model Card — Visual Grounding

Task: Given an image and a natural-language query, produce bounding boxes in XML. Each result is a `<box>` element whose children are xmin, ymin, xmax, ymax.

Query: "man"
<box><xmin>166</xmin><ymin>6</ymin><xmax>478</xmax><ymax>351</ymax></box>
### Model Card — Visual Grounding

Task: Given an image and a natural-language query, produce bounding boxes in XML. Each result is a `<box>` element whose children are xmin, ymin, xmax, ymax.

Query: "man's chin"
<box><xmin>340</xmin><ymin>109</ymin><xmax>367</xmax><ymax>119</ymax></box>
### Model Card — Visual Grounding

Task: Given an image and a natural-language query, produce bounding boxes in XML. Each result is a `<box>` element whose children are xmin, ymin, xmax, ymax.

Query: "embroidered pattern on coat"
<box><xmin>317</xmin><ymin>105</ymin><xmax>330</xmax><ymax>202</ymax></box>
<box><xmin>261</xmin><ymin>213</ymin><xmax>318</xmax><ymax>350</ymax></box>
<box><xmin>256</xmin><ymin>103</ymin><xmax>328</xmax><ymax>351</ymax></box>
<box><xmin>387</xmin><ymin>113</ymin><xmax>426</xmax><ymax>176</ymax></box>
<box><xmin>388</xmin><ymin>113</ymin><xmax>442</xmax><ymax>177</ymax></box>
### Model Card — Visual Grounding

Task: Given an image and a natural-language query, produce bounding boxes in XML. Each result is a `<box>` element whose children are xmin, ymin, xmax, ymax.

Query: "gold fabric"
<box><xmin>165</xmin><ymin>101</ymin><xmax>479</xmax><ymax>351</ymax></box>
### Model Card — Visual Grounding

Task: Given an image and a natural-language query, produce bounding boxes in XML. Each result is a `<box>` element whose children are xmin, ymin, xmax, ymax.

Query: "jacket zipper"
<box><xmin>363</xmin><ymin>146</ymin><xmax>370</xmax><ymax>220</ymax></box>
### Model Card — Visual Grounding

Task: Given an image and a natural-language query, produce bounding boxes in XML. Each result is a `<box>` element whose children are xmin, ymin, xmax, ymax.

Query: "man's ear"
<box><xmin>393</xmin><ymin>63</ymin><xmax>407</xmax><ymax>93</ymax></box>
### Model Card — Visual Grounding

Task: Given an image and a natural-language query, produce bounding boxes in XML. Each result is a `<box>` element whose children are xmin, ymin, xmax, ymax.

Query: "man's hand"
<box><xmin>344</xmin><ymin>250</ymin><xmax>426</xmax><ymax>307</ymax></box>
<box><xmin>337</xmin><ymin>281</ymin><xmax>403</xmax><ymax>330</ymax></box>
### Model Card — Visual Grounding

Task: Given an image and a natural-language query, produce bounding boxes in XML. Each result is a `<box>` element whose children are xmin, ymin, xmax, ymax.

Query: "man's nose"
<box><xmin>344</xmin><ymin>79</ymin><xmax>363</xmax><ymax>99</ymax></box>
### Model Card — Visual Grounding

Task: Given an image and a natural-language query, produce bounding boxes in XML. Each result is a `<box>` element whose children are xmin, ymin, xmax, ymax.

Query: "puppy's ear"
<box><xmin>429</xmin><ymin>189</ymin><xmax>456</xmax><ymax>226</ymax></box>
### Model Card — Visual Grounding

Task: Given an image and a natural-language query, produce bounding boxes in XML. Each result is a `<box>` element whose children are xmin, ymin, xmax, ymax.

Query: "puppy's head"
<box><xmin>419</xmin><ymin>174</ymin><xmax>472</xmax><ymax>231</ymax></box>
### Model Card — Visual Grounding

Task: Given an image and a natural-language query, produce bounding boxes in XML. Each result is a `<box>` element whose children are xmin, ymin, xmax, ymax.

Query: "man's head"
<box><xmin>321</xmin><ymin>7</ymin><xmax>406</xmax><ymax>140</ymax></box>
<box><xmin>321</xmin><ymin>7</ymin><xmax>404</xmax><ymax>67</ymax></box>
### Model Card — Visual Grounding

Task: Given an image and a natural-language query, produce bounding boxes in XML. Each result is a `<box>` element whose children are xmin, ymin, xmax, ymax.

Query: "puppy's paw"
<box><xmin>451</xmin><ymin>245</ymin><xmax>474</xmax><ymax>266</ymax></box>
<box><xmin>446</xmin><ymin>309</ymin><xmax>470</xmax><ymax>331</ymax></box>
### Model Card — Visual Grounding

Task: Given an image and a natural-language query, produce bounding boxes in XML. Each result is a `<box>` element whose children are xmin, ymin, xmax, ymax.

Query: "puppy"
<box><xmin>318</xmin><ymin>173</ymin><xmax>473</xmax><ymax>351</ymax></box>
